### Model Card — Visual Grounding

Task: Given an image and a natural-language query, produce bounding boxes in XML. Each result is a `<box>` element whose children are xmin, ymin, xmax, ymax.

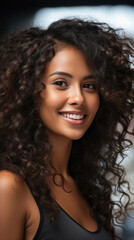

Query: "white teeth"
<box><xmin>61</xmin><ymin>113</ymin><xmax>84</xmax><ymax>120</ymax></box>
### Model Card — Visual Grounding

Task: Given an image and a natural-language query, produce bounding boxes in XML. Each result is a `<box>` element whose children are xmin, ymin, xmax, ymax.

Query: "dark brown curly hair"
<box><xmin>0</xmin><ymin>18</ymin><xmax>134</xmax><ymax>239</ymax></box>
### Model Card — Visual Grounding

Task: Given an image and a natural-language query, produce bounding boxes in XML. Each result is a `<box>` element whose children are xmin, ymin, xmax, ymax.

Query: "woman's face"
<box><xmin>39</xmin><ymin>45</ymin><xmax>100</xmax><ymax>140</ymax></box>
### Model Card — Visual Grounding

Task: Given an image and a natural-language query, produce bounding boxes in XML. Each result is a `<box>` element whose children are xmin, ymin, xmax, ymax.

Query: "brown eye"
<box><xmin>53</xmin><ymin>81</ymin><xmax>67</xmax><ymax>87</ymax></box>
<box><xmin>83</xmin><ymin>83</ymin><xmax>96</xmax><ymax>89</ymax></box>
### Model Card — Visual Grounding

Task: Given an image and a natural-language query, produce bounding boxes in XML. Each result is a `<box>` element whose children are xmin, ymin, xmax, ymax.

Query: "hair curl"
<box><xmin>0</xmin><ymin>18</ymin><xmax>134</xmax><ymax>239</ymax></box>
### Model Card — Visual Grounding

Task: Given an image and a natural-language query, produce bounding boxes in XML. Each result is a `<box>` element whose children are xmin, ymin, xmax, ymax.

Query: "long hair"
<box><xmin>0</xmin><ymin>18</ymin><xmax>134</xmax><ymax>239</ymax></box>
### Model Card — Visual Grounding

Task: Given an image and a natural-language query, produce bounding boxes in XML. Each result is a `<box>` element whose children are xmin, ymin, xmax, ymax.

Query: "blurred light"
<box><xmin>33</xmin><ymin>5</ymin><xmax>134</xmax><ymax>37</ymax></box>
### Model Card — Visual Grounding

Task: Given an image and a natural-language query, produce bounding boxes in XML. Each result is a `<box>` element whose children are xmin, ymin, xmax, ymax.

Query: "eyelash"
<box><xmin>53</xmin><ymin>80</ymin><xmax>97</xmax><ymax>90</ymax></box>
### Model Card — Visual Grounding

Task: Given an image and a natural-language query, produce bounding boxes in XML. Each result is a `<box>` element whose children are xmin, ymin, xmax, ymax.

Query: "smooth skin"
<box><xmin>40</xmin><ymin>45</ymin><xmax>100</xmax><ymax>176</ymax></box>
<box><xmin>0</xmin><ymin>46</ymin><xmax>100</xmax><ymax>239</ymax></box>
<box><xmin>0</xmin><ymin>170</ymin><xmax>40</xmax><ymax>240</ymax></box>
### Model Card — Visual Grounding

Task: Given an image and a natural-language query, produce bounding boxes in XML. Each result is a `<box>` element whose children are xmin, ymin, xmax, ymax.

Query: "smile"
<box><xmin>59</xmin><ymin>112</ymin><xmax>87</xmax><ymax>125</ymax></box>
<box><xmin>60</xmin><ymin>113</ymin><xmax>84</xmax><ymax>120</ymax></box>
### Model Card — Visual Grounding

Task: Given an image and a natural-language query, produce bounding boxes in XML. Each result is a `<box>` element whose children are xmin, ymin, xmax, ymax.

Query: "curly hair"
<box><xmin>0</xmin><ymin>18</ymin><xmax>134</xmax><ymax>239</ymax></box>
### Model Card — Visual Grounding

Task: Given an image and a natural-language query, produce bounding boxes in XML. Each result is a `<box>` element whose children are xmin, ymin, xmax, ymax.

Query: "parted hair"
<box><xmin>0</xmin><ymin>18</ymin><xmax>134</xmax><ymax>239</ymax></box>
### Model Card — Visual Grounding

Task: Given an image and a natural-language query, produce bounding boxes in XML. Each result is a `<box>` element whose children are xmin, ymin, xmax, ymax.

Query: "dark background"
<box><xmin>0</xmin><ymin>0</ymin><xmax>134</xmax><ymax>10</ymax></box>
<box><xmin>0</xmin><ymin>0</ymin><xmax>134</xmax><ymax>9</ymax></box>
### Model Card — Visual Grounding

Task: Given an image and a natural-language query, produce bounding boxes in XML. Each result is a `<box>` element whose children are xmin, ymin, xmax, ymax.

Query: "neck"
<box><xmin>48</xmin><ymin>133</ymin><xmax>73</xmax><ymax>179</ymax></box>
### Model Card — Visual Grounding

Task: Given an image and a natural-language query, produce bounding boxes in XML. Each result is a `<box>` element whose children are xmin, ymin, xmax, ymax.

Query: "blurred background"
<box><xmin>0</xmin><ymin>0</ymin><xmax>134</xmax><ymax>239</ymax></box>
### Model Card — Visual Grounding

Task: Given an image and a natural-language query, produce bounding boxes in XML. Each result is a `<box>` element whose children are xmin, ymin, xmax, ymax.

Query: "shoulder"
<box><xmin>0</xmin><ymin>169</ymin><xmax>40</xmax><ymax>218</ymax></box>
<box><xmin>0</xmin><ymin>170</ymin><xmax>41</xmax><ymax>240</ymax></box>
<box><xmin>0</xmin><ymin>169</ymin><xmax>23</xmax><ymax>185</ymax></box>
<box><xmin>0</xmin><ymin>170</ymin><xmax>30</xmax><ymax>239</ymax></box>
<box><xmin>0</xmin><ymin>170</ymin><xmax>27</xmax><ymax>195</ymax></box>
<box><xmin>0</xmin><ymin>170</ymin><xmax>29</xmax><ymax>213</ymax></box>
<box><xmin>0</xmin><ymin>170</ymin><xmax>33</xmax><ymax>213</ymax></box>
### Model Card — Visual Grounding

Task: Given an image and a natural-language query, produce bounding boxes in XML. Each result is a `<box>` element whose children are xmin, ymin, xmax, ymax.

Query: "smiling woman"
<box><xmin>40</xmin><ymin>45</ymin><xmax>100</xmax><ymax>141</ymax></box>
<box><xmin>0</xmin><ymin>18</ymin><xmax>134</xmax><ymax>240</ymax></box>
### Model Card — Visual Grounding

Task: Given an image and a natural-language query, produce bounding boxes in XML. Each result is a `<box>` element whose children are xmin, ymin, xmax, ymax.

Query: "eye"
<box><xmin>53</xmin><ymin>80</ymin><xmax>67</xmax><ymax>87</ymax></box>
<box><xmin>83</xmin><ymin>83</ymin><xmax>96</xmax><ymax>90</ymax></box>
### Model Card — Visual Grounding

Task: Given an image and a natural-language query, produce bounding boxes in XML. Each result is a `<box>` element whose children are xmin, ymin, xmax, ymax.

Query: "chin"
<box><xmin>69</xmin><ymin>133</ymin><xmax>86</xmax><ymax>140</ymax></box>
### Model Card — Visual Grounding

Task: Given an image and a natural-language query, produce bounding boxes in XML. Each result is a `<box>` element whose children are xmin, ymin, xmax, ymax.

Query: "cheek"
<box><xmin>88</xmin><ymin>95</ymin><xmax>100</xmax><ymax>115</ymax></box>
<box><xmin>39</xmin><ymin>90</ymin><xmax>66</xmax><ymax>116</ymax></box>
<box><xmin>42</xmin><ymin>88</ymin><xmax>67</xmax><ymax>105</ymax></box>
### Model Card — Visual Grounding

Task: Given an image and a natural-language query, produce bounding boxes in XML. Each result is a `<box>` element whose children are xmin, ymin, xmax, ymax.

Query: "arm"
<box><xmin>0</xmin><ymin>171</ymin><xmax>27</xmax><ymax>240</ymax></box>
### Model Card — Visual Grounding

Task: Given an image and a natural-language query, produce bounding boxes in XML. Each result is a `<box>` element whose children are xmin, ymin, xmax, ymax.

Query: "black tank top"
<box><xmin>26</xmin><ymin>181</ymin><xmax>113</xmax><ymax>240</ymax></box>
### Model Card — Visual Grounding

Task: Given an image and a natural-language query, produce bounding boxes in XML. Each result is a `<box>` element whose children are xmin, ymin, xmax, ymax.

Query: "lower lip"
<box><xmin>59</xmin><ymin>114</ymin><xmax>86</xmax><ymax>125</ymax></box>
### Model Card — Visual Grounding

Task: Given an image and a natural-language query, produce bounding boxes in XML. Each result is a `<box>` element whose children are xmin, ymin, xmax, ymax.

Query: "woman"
<box><xmin>0</xmin><ymin>18</ymin><xmax>133</xmax><ymax>240</ymax></box>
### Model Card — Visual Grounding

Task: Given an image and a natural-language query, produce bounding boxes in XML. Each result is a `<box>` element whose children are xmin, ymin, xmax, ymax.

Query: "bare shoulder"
<box><xmin>0</xmin><ymin>169</ymin><xmax>28</xmax><ymax>211</ymax></box>
<box><xmin>0</xmin><ymin>170</ymin><xmax>28</xmax><ymax>240</ymax></box>
<box><xmin>0</xmin><ymin>170</ymin><xmax>41</xmax><ymax>240</ymax></box>
<box><xmin>0</xmin><ymin>169</ymin><xmax>29</xmax><ymax>216</ymax></box>
<box><xmin>0</xmin><ymin>170</ymin><xmax>29</xmax><ymax>201</ymax></box>
<box><xmin>0</xmin><ymin>170</ymin><xmax>25</xmax><ymax>190</ymax></box>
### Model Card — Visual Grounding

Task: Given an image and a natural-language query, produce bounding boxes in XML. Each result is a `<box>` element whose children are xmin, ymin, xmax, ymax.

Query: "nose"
<box><xmin>68</xmin><ymin>85</ymin><xmax>85</xmax><ymax>106</ymax></box>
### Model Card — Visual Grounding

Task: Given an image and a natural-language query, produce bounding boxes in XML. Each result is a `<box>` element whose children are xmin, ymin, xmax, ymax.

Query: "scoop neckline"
<box><xmin>55</xmin><ymin>200</ymin><xmax>101</xmax><ymax>234</ymax></box>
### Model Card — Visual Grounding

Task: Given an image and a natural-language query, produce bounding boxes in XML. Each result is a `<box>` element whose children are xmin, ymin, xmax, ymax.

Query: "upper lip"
<box><xmin>59</xmin><ymin>111</ymin><xmax>86</xmax><ymax>115</ymax></box>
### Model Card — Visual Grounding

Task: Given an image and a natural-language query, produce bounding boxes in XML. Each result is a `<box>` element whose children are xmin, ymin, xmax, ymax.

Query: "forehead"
<box><xmin>45</xmin><ymin>45</ymin><xmax>92</xmax><ymax>77</ymax></box>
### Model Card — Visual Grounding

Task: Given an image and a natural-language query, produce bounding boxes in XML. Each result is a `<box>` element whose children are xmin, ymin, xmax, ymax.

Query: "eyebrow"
<box><xmin>48</xmin><ymin>71</ymin><xmax>94</xmax><ymax>80</ymax></box>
